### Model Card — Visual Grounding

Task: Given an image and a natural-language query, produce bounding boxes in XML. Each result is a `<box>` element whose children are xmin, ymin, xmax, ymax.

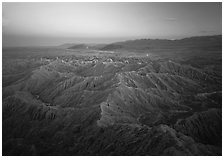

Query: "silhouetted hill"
<box><xmin>58</xmin><ymin>43</ymin><xmax>77</xmax><ymax>49</ymax></box>
<box><xmin>68</xmin><ymin>44</ymin><xmax>88</xmax><ymax>49</ymax></box>
<box><xmin>67</xmin><ymin>44</ymin><xmax>107</xmax><ymax>50</ymax></box>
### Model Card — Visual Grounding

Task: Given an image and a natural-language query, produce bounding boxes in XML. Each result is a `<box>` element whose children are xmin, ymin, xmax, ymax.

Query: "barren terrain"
<box><xmin>2</xmin><ymin>35</ymin><xmax>222</xmax><ymax>155</ymax></box>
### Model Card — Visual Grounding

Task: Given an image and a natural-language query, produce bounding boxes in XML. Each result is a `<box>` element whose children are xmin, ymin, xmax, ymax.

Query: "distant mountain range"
<box><xmin>100</xmin><ymin>35</ymin><xmax>222</xmax><ymax>51</ymax></box>
<box><xmin>57</xmin><ymin>43</ymin><xmax>78</xmax><ymax>49</ymax></box>
<box><xmin>62</xmin><ymin>35</ymin><xmax>221</xmax><ymax>52</ymax></box>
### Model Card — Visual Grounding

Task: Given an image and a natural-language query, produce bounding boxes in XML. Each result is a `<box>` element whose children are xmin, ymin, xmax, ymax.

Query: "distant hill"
<box><xmin>57</xmin><ymin>43</ymin><xmax>77</xmax><ymax>49</ymax></box>
<box><xmin>67</xmin><ymin>43</ymin><xmax>107</xmax><ymax>50</ymax></box>
<box><xmin>68</xmin><ymin>44</ymin><xmax>88</xmax><ymax>49</ymax></box>
<box><xmin>100</xmin><ymin>35</ymin><xmax>222</xmax><ymax>51</ymax></box>
<box><xmin>100</xmin><ymin>44</ymin><xmax>123</xmax><ymax>50</ymax></box>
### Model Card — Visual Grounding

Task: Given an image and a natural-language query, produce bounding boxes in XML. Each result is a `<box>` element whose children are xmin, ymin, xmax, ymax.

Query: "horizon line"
<box><xmin>3</xmin><ymin>34</ymin><xmax>222</xmax><ymax>48</ymax></box>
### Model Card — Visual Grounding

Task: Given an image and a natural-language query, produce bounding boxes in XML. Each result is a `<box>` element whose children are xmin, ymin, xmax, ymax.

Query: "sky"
<box><xmin>2</xmin><ymin>2</ymin><xmax>222</xmax><ymax>47</ymax></box>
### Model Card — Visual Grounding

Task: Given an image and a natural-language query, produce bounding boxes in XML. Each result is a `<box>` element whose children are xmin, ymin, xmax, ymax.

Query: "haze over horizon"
<box><xmin>3</xmin><ymin>2</ymin><xmax>222</xmax><ymax>47</ymax></box>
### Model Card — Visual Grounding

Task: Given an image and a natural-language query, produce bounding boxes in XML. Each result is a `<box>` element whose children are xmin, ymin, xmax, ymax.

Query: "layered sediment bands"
<box><xmin>174</xmin><ymin>108</ymin><xmax>222</xmax><ymax>146</ymax></box>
